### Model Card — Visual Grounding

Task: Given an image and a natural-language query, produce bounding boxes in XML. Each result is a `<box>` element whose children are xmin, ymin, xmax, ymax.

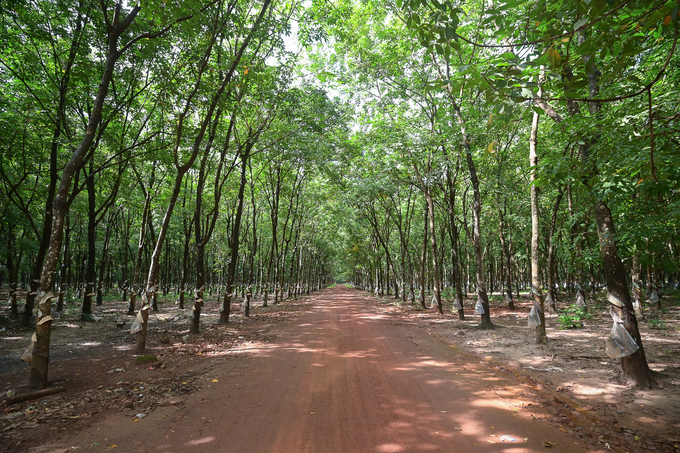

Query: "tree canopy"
<box><xmin>1</xmin><ymin>0</ymin><xmax>678</xmax><ymax>388</ymax></box>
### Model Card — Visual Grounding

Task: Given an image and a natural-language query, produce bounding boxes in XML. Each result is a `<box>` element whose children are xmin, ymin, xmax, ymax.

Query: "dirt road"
<box><xmin>35</xmin><ymin>285</ymin><xmax>593</xmax><ymax>452</ymax></box>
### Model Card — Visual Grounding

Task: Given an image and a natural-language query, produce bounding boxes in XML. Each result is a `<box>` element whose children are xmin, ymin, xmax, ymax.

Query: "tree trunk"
<box><xmin>419</xmin><ymin>201</ymin><xmax>428</xmax><ymax>309</ymax></box>
<box><xmin>424</xmin><ymin>188</ymin><xmax>442</xmax><ymax>314</ymax></box>
<box><xmin>82</xmin><ymin>164</ymin><xmax>96</xmax><ymax>319</ymax></box>
<box><xmin>546</xmin><ymin>188</ymin><xmax>564</xmax><ymax>312</ymax></box>
<box><xmin>191</xmin><ymin>243</ymin><xmax>204</xmax><ymax>334</ymax></box>
<box><xmin>96</xmin><ymin>220</ymin><xmax>112</xmax><ymax>306</ymax></box>
<box><xmin>30</xmin><ymin>6</ymin><xmax>141</xmax><ymax>386</ymax></box>
<box><xmin>444</xmin><ymin>164</ymin><xmax>464</xmax><ymax>320</ymax></box>
<box><xmin>594</xmin><ymin>202</ymin><xmax>654</xmax><ymax>387</ymax></box>
<box><xmin>219</xmin><ymin>144</ymin><xmax>252</xmax><ymax>324</ymax></box>
<box><xmin>529</xmin><ymin>101</ymin><xmax>547</xmax><ymax>343</ymax></box>
<box><xmin>466</xmin><ymin>147</ymin><xmax>493</xmax><ymax>328</ymax></box>
<box><xmin>536</xmin><ymin>48</ymin><xmax>654</xmax><ymax>386</ymax></box>
<box><xmin>179</xmin><ymin>220</ymin><xmax>192</xmax><ymax>310</ymax></box>
<box><xmin>498</xmin><ymin>206</ymin><xmax>515</xmax><ymax>310</ymax></box>
<box><xmin>5</xmin><ymin>226</ymin><xmax>20</xmax><ymax>316</ymax></box>
<box><xmin>128</xmin><ymin>182</ymin><xmax>152</xmax><ymax>315</ymax></box>
<box><xmin>631</xmin><ymin>254</ymin><xmax>645</xmax><ymax>321</ymax></box>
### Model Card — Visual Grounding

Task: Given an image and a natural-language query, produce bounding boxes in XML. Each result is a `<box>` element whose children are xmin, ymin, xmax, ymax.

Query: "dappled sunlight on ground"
<box><xmin>259</xmin><ymin>287</ymin><xmax>594</xmax><ymax>452</ymax></box>
<box><xmin>186</xmin><ymin>436</ymin><xmax>215</xmax><ymax>445</ymax></box>
<box><xmin>366</xmin><ymin>288</ymin><xmax>680</xmax><ymax>452</ymax></box>
<box><xmin>3</xmin><ymin>286</ymin><xmax>676</xmax><ymax>452</ymax></box>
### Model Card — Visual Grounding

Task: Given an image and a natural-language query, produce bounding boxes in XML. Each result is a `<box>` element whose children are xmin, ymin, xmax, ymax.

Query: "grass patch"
<box><xmin>648</xmin><ymin>319</ymin><xmax>667</xmax><ymax>329</ymax></box>
<box><xmin>136</xmin><ymin>354</ymin><xmax>158</xmax><ymax>365</ymax></box>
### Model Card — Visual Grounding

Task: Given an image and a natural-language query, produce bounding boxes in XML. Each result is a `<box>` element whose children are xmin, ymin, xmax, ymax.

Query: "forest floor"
<box><xmin>0</xmin><ymin>285</ymin><xmax>678</xmax><ymax>452</ymax></box>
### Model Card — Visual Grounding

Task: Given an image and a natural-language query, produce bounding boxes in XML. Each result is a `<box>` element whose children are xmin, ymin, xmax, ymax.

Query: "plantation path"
<box><xmin>37</xmin><ymin>285</ymin><xmax>593</xmax><ymax>452</ymax></box>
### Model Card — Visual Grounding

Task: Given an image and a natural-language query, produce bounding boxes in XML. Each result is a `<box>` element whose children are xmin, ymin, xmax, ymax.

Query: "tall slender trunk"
<box><xmin>546</xmin><ymin>188</ymin><xmax>564</xmax><ymax>311</ymax></box>
<box><xmin>498</xmin><ymin>206</ymin><xmax>515</xmax><ymax>310</ymax></box>
<box><xmin>128</xmin><ymin>179</ymin><xmax>152</xmax><ymax>315</ymax></box>
<box><xmin>219</xmin><ymin>143</ymin><xmax>252</xmax><ymax>324</ymax></box>
<box><xmin>465</xmin><ymin>145</ymin><xmax>493</xmax><ymax>328</ymax></box>
<box><xmin>179</xmin><ymin>218</ymin><xmax>192</xmax><ymax>310</ymax></box>
<box><xmin>136</xmin><ymin>0</ymin><xmax>271</xmax><ymax>351</ymax></box>
<box><xmin>437</xmin><ymin>61</ymin><xmax>492</xmax><ymax>327</ymax></box>
<box><xmin>82</xmin><ymin>163</ymin><xmax>96</xmax><ymax>319</ymax></box>
<box><xmin>96</xmin><ymin>219</ymin><xmax>111</xmax><ymax>306</ymax></box>
<box><xmin>419</xmin><ymin>200</ymin><xmax>428</xmax><ymax>309</ymax></box>
<box><xmin>444</xmin><ymin>163</ymin><xmax>464</xmax><ymax>319</ymax></box>
<box><xmin>31</xmin><ymin>5</ymin><xmax>141</xmax><ymax>386</ymax></box>
<box><xmin>6</xmin><ymin>226</ymin><xmax>20</xmax><ymax>315</ymax></box>
<box><xmin>424</xmin><ymin>188</ymin><xmax>442</xmax><ymax>314</ymax></box>
<box><xmin>529</xmin><ymin>100</ymin><xmax>547</xmax><ymax>343</ymax></box>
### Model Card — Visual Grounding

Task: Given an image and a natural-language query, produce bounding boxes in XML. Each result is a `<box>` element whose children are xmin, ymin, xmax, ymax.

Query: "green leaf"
<box><xmin>574</xmin><ymin>17</ymin><xmax>589</xmax><ymax>30</ymax></box>
<box><xmin>569</xmin><ymin>79</ymin><xmax>589</xmax><ymax>89</ymax></box>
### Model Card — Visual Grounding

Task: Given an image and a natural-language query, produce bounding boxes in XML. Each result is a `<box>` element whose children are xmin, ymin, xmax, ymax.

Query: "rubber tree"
<box><xmin>0</xmin><ymin>1</ymin><xmax>89</xmax><ymax>328</ymax></box>
<box><xmin>191</xmin><ymin>108</ymin><xmax>238</xmax><ymax>333</ymax></box>
<box><xmin>136</xmin><ymin>0</ymin><xmax>273</xmax><ymax>352</ymax></box>
<box><xmin>219</xmin><ymin>138</ymin><xmax>257</xmax><ymax>323</ymax></box>
<box><xmin>529</xmin><ymin>84</ymin><xmax>547</xmax><ymax>344</ymax></box>
<box><xmin>30</xmin><ymin>2</ymin><xmax>147</xmax><ymax>386</ymax></box>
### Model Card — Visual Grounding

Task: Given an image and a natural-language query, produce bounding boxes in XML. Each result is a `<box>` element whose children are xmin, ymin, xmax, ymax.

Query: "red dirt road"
<box><xmin>36</xmin><ymin>286</ymin><xmax>594</xmax><ymax>452</ymax></box>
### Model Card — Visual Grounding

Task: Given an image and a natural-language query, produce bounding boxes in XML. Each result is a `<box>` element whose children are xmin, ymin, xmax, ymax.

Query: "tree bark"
<box><xmin>96</xmin><ymin>218</ymin><xmax>112</xmax><ymax>306</ymax></box>
<box><xmin>535</xmin><ymin>47</ymin><xmax>654</xmax><ymax>386</ymax></box>
<box><xmin>594</xmin><ymin>202</ymin><xmax>654</xmax><ymax>387</ymax></box>
<box><xmin>529</xmin><ymin>101</ymin><xmax>547</xmax><ymax>343</ymax></box>
<box><xmin>219</xmin><ymin>143</ymin><xmax>253</xmax><ymax>324</ymax></box>
<box><xmin>546</xmin><ymin>188</ymin><xmax>565</xmax><ymax>311</ymax></box>
<box><xmin>498</xmin><ymin>206</ymin><xmax>515</xmax><ymax>310</ymax></box>
<box><xmin>422</xmin><ymin>184</ymin><xmax>442</xmax><ymax>314</ymax></box>
<box><xmin>81</xmin><ymin>163</ymin><xmax>96</xmax><ymax>319</ymax></box>
<box><xmin>419</xmin><ymin>200</ymin><xmax>428</xmax><ymax>309</ymax></box>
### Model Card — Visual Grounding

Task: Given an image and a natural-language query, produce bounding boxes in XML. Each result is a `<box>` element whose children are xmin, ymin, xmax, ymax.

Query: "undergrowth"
<box><xmin>557</xmin><ymin>304</ymin><xmax>593</xmax><ymax>329</ymax></box>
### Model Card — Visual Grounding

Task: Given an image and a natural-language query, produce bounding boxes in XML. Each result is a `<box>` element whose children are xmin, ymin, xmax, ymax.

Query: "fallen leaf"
<box><xmin>454</xmin><ymin>427</ymin><xmax>462</xmax><ymax>431</ymax></box>
<box><xmin>212</xmin><ymin>379</ymin><xmax>218</xmax><ymax>383</ymax></box>
<box><xmin>441</xmin><ymin>411</ymin><xmax>446</xmax><ymax>413</ymax></box>
<box><xmin>542</xmin><ymin>440</ymin><xmax>555</xmax><ymax>447</ymax></box>
<box><xmin>488</xmin><ymin>440</ymin><xmax>496</xmax><ymax>443</ymax></box>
